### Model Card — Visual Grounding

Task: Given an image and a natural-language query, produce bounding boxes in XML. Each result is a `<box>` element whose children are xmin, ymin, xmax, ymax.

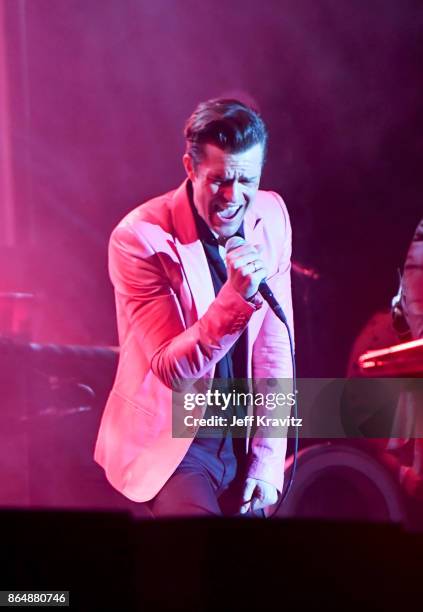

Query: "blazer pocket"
<box><xmin>112</xmin><ymin>389</ymin><xmax>156</xmax><ymax>417</ymax></box>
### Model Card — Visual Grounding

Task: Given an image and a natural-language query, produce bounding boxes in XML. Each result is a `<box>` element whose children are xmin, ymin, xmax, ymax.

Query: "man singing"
<box><xmin>94</xmin><ymin>98</ymin><xmax>294</xmax><ymax>517</ymax></box>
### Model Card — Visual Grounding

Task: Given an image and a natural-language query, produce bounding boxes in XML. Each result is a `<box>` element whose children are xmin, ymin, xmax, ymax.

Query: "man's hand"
<box><xmin>226</xmin><ymin>243</ymin><xmax>267</xmax><ymax>300</ymax></box>
<box><xmin>239</xmin><ymin>477</ymin><xmax>278</xmax><ymax>514</ymax></box>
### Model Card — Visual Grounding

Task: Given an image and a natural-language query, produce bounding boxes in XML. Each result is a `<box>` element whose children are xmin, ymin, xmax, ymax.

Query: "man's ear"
<box><xmin>183</xmin><ymin>153</ymin><xmax>196</xmax><ymax>181</ymax></box>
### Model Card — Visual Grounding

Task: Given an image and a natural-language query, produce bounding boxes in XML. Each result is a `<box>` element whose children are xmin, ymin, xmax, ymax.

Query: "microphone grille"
<box><xmin>225</xmin><ymin>236</ymin><xmax>245</xmax><ymax>253</ymax></box>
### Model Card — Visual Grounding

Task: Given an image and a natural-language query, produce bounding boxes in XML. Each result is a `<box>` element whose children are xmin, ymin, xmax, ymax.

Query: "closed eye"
<box><xmin>210</xmin><ymin>177</ymin><xmax>256</xmax><ymax>186</ymax></box>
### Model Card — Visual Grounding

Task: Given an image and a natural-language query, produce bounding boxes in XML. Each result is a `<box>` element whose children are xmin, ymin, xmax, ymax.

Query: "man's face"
<box><xmin>183</xmin><ymin>142</ymin><xmax>263</xmax><ymax>239</ymax></box>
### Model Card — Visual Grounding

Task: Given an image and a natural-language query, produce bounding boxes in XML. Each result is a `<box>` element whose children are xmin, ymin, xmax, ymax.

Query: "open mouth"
<box><xmin>214</xmin><ymin>205</ymin><xmax>242</xmax><ymax>221</ymax></box>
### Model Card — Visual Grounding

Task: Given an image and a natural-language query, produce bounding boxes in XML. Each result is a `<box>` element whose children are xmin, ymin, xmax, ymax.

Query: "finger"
<box><xmin>228</xmin><ymin>256</ymin><xmax>260</xmax><ymax>272</ymax></box>
<box><xmin>226</xmin><ymin>245</ymin><xmax>259</xmax><ymax>263</ymax></box>
<box><xmin>240</xmin><ymin>495</ymin><xmax>252</xmax><ymax>514</ymax></box>
<box><xmin>230</xmin><ymin>243</ymin><xmax>259</xmax><ymax>255</ymax></box>
<box><xmin>255</xmin><ymin>488</ymin><xmax>278</xmax><ymax>509</ymax></box>
<box><xmin>244</xmin><ymin>262</ymin><xmax>267</xmax><ymax>279</ymax></box>
<box><xmin>240</xmin><ymin>479</ymin><xmax>257</xmax><ymax>513</ymax></box>
<box><xmin>250</xmin><ymin>498</ymin><xmax>260</xmax><ymax>512</ymax></box>
<box><xmin>252</xmin><ymin>496</ymin><xmax>268</xmax><ymax>511</ymax></box>
<box><xmin>250</xmin><ymin>498</ymin><xmax>264</xmax><ymax>512</ymax></box>
<box><xmin>242</xmin><ymin>479</ymin><xmax>256</xmax><ymax>503</ymax></box>
<box><xmin>248</xmin><ymin>259</ymin><xmax>265</xmax><ymax>273</ymax></box>
<box><xmin>250</xmin><ymin>488</ymin><xmax>265</xmax><ymax>512</ymax></box>
<box><xmin>232</xmin><ymin>258</ymin><xmax>265</xmax><ymax>274</ymax></box>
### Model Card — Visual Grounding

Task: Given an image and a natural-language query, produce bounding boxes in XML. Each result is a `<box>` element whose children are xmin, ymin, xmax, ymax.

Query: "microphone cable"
<box><xmin>263</xmin><ymin>307</ymin><xmax>298</xmax><ymax>519</ymax></box>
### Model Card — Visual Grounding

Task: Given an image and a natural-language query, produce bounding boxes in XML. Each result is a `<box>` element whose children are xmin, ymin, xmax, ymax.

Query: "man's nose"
<box><xmin>221</xmin><ymin>180</ymin><xmax>241</xmax><ymax>203</ymax></box>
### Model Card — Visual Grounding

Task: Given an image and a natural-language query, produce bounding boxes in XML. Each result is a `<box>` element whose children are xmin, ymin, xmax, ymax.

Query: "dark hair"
<box><xmin>184</xmin><ymin>98</ymin><xmax>268</xmax><ymax>169</ymax></box>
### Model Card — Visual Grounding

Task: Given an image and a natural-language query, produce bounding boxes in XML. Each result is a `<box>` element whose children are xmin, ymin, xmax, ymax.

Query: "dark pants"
<box><xmin>147</xmin><ymin>434</ymin><xmax>265</xmax><ymax>518</ymax></box>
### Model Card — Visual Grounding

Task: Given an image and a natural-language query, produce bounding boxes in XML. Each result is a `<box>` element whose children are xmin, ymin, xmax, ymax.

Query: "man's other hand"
<box><xmin>239</xmin><ymin>477</ymin><xmax>278</xmax><ymax>514</ymax></box>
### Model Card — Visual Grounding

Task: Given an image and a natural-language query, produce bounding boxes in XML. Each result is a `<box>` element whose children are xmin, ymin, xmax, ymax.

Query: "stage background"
<box><xmin>1</xmin><ymin>0</ymin><xmax>422</xmax><ymax>375</ymax></box>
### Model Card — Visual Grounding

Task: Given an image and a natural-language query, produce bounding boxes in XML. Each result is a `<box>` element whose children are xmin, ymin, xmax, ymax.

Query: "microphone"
<box><xmin>225</xmin><ymin>236</ymin><xmax>288</xmax><ymax>324</ymax></box>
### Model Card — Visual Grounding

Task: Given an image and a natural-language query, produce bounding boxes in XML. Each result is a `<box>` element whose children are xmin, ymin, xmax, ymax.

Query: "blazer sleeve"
<box><xmin>109</xmin><ymin>223</ymin><xmax>260</xmax><ymax>391</ymax></box>
<box><xmin>247</xmin><ymin>192</ymin><xmax>295</xmax><ymax>492</ymax></box>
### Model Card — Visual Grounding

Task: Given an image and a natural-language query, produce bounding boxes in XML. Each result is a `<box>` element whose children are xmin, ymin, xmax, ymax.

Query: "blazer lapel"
<box><xmin>170</xmin><ymin>180</ymin><xmax>215</xmax><ymax>319</ymax></box>
<box><xmin>243</xmin><ymin>207</ymin><xmax>264</xmax><ymax>251</ymax></box>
